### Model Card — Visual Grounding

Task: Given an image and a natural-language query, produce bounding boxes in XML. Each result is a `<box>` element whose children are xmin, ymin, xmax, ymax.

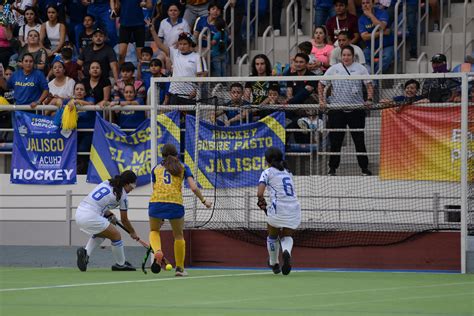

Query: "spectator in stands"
<box><xmin>310</xmin><ymin>26</ymin><xmax>334</xmax><ymax>73</ymax></box>
<box><xmin>429</xmin><ymin>0</ymin><xmax>440</xmax><ymax>32</ymax></box>
<box><xmin>228</xmin><ymin>0</ymin><xmax>245</xmax><ymax>60</ymax></box>
<box><xmin>406</xmin><ymin>0</ymin><xmax>418</xmax><ymax>60</ymax></box>
<box><xmin>244</xmin><ymin>54</ymin><xmax>272</xmax><ymax>107</ymax></box>
<box><xmin>0</xmin><ymin>53</ymin><xmax>49</xmax><ymax>108</ymax></box>
<box><xmin>318</xmin><ymin>45</ymin><xmax>373</xmax><ymax>176</ymax></box>
<box><xmin>329</xmin><ymin>30</ymin><xmax>365</xmax><ymax>65</ymax></box>
<box><xmin>112</xmin><ymin>83</ymin><xmax>146</xmax><ymax>129</ymax></box>
<box><xmin>46</xmin><ymin>60</ymin><xmax>76</xmax><ymax>108</ymax></box>
<box><xmin>326</xmin><ymin>0</ymin><xmax>360</xmax><ymax>45</ymax></box>
<box><xmin>11</xmin><ymin>0</ymin><xmax>37</xmax><ymax>28</ymax></box>
<box><xmin>81</xmin><ymin>0</ymin><xmax>118</xmax><ymax>47</ymax></box>
<box><xmin>149</xmin><ymin>21</ymin><xmax>208</xmax><ymax>105</ymax></box>
<box><xmin>112</xmin><ymin>0</ymin><xmax>152</xmax><ymax>65</ymax></box>
<box><xmin>298</xmin><ymin>41</ymin><xmax>323</xmax><ymax>75</ymax></box>
<box><xmin>422</xmin><ymin>53</ymin><xmax>460</xmax><ymax>103</ymax></box>
<box><xmin>81</xmin><ymin>61</ymin><xmax>111</xmax><ymax>108</ymax></box>
<box><xmin>214</xmin><ymin>82</ymin><xmax>250</xmax><ymax>125</ymax></box>
<box><xmin>77</xmin><ymin>28</ymin><xmax>119</xmax><ymax>82</ymax></box>
<box><xmin>18</xmin><ymin>7</ymin><xmax>42</xmax><ymax>47</ymax></box>
<box><xmin>286</xmin><ymin>53</ymin><xmax>318</xmax><ymax>144</ymax></box>
<box><xmin>65</xmin><ymin>0</ymin><xmax>88</xmax><ymax>50</ymax></box>
<box><xmin>18</xmin><ymin>30</ymin><xmax>47</xmax><ymax>72</ymax></box>
<box><xmin>113</xmin><ymin>62</ymin><xmax>146</xmax><ymax>104</ymax></box>
<box><xmin>0</xmin><ymin>66</ymin><xmax>15</xmax><ymax>105</ymax></box>
<box><xmin>358</xmin><ymin>0</ymin><xmax>394</xmax><ymax>73</ymax></box>
<box><xmin>273</xmin><ymin>0</ymin><xmax>303</xmax><ymax>36</ymax></box>
<box><xmin>193</xmin><ymin>1</ymin><xmax>222</xmax><ymax>48</ymax></box>
<box><xmin>452</xmin><ymin>55</ymin><xmax>474</xmax><ymax>73</ymax></box>
<box><xmin>76</xmin><ymin>14</ymin><xmax>95</xmax><ymax>54</ymax></box>
<box><xmin>381</xmin><ymin>79</ymin><xmax>427</xmax><ymax>112</ymax></box>
<box><xmin>314</xmin><ymin>0</ymin><xmax>335</xmax><ymax>27</ymax></box>
<box><xmin>183</xmin><ymin>0</ymin><xmax>209</xmax><ymax>29</ymax></box>
<box><xmin>137</xmin><ymin>47</ymin><xmax>153</xmax><ymax>86</ymax></box>
<box><xmin>59</xmin><ymin>45</ymin><xmax>81</xmax><ymax>82</ymax></box>
<box><xmin>145</xmin><ymin>58</ymin><xmax>170</xmax><ymax>105</ymax></box>
<box><xmin>210</xmin><ymin>16</ymin><xmax>229</xmax><ymax>77</ymax></box>
<box><xmin>40</xmin><ymin>4</ymin><xmax>67</xmax><ymax>58</ymax></box>
<box><xmin>0</xmin><ymin>23</ymin><xmax>14</xmax><ymax>69</ymax></box>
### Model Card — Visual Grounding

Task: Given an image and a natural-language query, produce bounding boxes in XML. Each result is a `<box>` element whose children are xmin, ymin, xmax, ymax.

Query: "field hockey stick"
<box><xmin>115</xmin><ymin>221</ymin><xmax>150</xmax><ymax>249</ymax></box>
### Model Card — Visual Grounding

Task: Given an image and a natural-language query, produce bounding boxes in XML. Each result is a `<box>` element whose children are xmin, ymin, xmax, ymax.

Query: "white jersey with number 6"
<box><xmin>78</xmin><ymin>181</ymin><xmax>129</xmax><ymax>216</ymax></box>
<box><xmin>259</xmin><ymin>167</ymin><xmax>301</xmax><ymax>229</ymax></box>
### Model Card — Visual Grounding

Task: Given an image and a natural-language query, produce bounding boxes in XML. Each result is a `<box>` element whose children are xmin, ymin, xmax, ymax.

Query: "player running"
<box><xmin>75</xmin><ymin>170</ymin><xmax>140</xmax><ymax>272</ymax></box>
<box><xmin>148</xmin><ymin>143</ymin><xmax>212</xmax><ymax>277</ymax></box>
<box><xmin>257</xmin><ymin>147</ymin><xmax>301</xmax><ymax>275</ymax></box>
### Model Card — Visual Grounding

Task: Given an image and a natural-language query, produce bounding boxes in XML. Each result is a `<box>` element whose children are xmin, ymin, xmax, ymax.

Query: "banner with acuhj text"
<box><xmin>87</xmin><ymin>111</ymin><xmax>180</xmax><ymax>186</ymax></box>
<box><xmin>185</xmin><ymin>112</ymin><xmax>286</xmax><ymax>189</ymax></box>
<box><xmin>11</xmin><ymin>111</ymin><xmax>77</xmax><ymax>184</ymax></box>
<box><xmin>380</xmin><ymin>106</ymin><xmax>474</xmax><ymax>181</ymax></box>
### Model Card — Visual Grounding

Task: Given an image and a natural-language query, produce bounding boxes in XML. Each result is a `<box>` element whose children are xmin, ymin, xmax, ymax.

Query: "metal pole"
<box><xmin>460</xmin><ymin>73</ymin><xmax>469</xmax><ymax>274</ymax></box>
<box><xmin>150</xmin><ymin>78</ymin><xmax>158</xmax><ymax>188</ymax></box>
<box><xmin>432</xmin><ymin>193</ymin><xmax>440</xmax><ymax>229</ymax></box>
<box><xmin>66</xmin><ymin>190</ymin><xmax>72</xmax><ymax>246</ymax></box>
<box><xmin>192</xmin><ymin>89</ymin><xmax>202</xmax><ymax>227</ymax></box>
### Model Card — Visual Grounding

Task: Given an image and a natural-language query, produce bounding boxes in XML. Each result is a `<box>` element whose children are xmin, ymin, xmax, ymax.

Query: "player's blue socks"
<box><xmin>267</xmin><ymin>236</ymin><xmax>280</xmax><ymax>265</ymax></box>
<box><xmin>111</xmin><ymin>239</ymin><xmax>126</xmax><ymax>266</ymax></box>
<box><xmin>85</xmin><ymin>236</ymin><xmax>105</xmax><ymax>256</ymax></box>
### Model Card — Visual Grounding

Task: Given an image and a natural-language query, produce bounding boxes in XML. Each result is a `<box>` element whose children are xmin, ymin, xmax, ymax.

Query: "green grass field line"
<box><xmin>1</xmin><ymin>268</ymin><xmax>473</xmax><ymax>316</ymax></box>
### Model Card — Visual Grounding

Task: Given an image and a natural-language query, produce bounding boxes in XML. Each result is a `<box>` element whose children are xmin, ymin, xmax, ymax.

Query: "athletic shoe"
<box><xmin>175</xmin><ymin>267</ymin><xmax>188</xmax><ymax>277</ymax></box>
<box><xmin>76</xmin><ymin>247</ymin><xmax>89</xmax><ymax>272</ymax></box>
<box><xmin>151</xmin><ymin>250</ymin><xmax>163</xmax><ymax>274</ymax></box>
<box><xmin>361</xmin><ymin>168</ymin><xmax>372</xmax><ymax>176</ymax></box>
<box><xmin>328</xmin><ymin>168</ymin><xmax>336</xmax><ymax>176</ymax></box>
<box><xmin>268</xmin><ymin>260</ymin><xmax>281</xmax><ymax>274</ymax></box>
<box><xmin>297</xmin><ymin>28</ymin><xmax>304</xmax><ymax>36</ymax></box>
<box><xmin>111</xmin><ymin>261</ymin><xmax>136</xmax><ymax>271</ymax></box>
<box><xmin>281</xmin><ymin>250</ymin><xmax>292</xmax><ymax>275</ymax></box>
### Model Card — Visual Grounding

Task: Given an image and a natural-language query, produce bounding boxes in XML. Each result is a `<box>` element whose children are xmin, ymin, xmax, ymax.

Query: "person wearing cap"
<box><xmin>148</xmin><ymin>19</ymin><xmax>208</xmax><ymax>105</ymax></box>
<box><xmin>77</xmin><ymin>28</ymin><xmax>119</xmax><ymax>82</ymax></box>
<box><xmin>421</xmin><ymin>54</ymin><xmax>460</xmax><ymax>103</ymax></box>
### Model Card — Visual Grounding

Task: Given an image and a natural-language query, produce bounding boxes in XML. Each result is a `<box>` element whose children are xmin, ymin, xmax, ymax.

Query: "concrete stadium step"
<box><xmin>450</xmin><ymin>2</ymin><xmax>474</xmax><ymax>18</ymax></box>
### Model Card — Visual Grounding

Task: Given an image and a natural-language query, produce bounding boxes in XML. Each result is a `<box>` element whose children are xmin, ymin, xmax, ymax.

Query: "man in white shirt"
<box><xmin>329</xmin><ymin>31</ymin><xmax>366</xmax><ymax>66</ymax></box>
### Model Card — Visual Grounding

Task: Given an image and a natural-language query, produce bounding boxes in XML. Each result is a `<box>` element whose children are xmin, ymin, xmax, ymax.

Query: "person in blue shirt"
<box><xmin>0</xmin><ymin>54</ymin><xmax>49</xmax><ymax>108</ymax></box>
<box><xmin>81</xmin><ymin>0</ymin><xmax>118</xmax><ymax>47</ymax></box>
<box><xmin>193</xmin><ymin>1</ymin><xmax>222</xmax><ymax>48</ymax></box>
<box><xmin>358</xmin><ymin>0</ymin><xmax>394</xmax><ymax>73</ymax></box>
<box><xmin>111</xmin><ymin>0</ymin><xmax>152</xmax><ymax>65</ymax></box>
<box><xmin>112</xmin><ymin>83</ymin><xmax>146</xmax><ymax>129</ymax></box>
<box><xmin>380</xmin><ymin>79</ymin><xmax>428</xmax><ymax>112</ymax></box>
<box><xmin>210</xmin><ymin>16</ymin><xmax>229</xmax><ymax>77</ymax></box>
<box><xmin>314</xmin><ymin>0</ymin><xmax>335</xmax><ymax>28</ymax></box>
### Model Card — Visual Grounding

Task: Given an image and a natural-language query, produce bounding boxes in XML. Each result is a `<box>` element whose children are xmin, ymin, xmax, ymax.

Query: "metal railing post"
<box><xmin>440</xmin><ymin>23</ymin><xmax>453</xmax><ymax>70</ymax></box>
<box><xmin>416</xmin><ymin>52</ymin><xmax>429</xmax><ymax>73</ymax></box>
<box><xmin>262</xmin><ymin>26</ymin><xmax>275</xmax><ymax>65</ymax></box>
<box><xmin>463</xmin><ymin>0</ymin><xmax>474</xmax><ymax>55</ymax></box>
<box><xmin>198</xmin><ymin>27</ymin><xmax>211</xmax><ymax>76</ymax></box>
<box><xmin>417</xmin><ymin>0</ymin><xmax>429</xmax><ymax>55</ymax></box>
<box><xmin>66</xmin><ymin>190</ymin><xmax>72</xmax><ymax>246</ymax></box>
<box><xmin>223</xmin><ymin>0</ymin><xmax>235</xmax><ymax>72</ymax></box>
<box><xmin>286</xmin><ymin>0</ymin><xmax>299</xmax><ymax>62</ymax></box>
<box><xmin>394</xmin><ymin>0</ymin><xmax>407</xmax><ymax>74</ymax></box>
<box><xmin>238</xmin><ymin>53</ymin><xmax>249</xmax><ymax>76</ymax></box>
<box><xmin>370</xmin><ymin>24</ymin><xmax>384</xmax><ymax>74</ymax></box>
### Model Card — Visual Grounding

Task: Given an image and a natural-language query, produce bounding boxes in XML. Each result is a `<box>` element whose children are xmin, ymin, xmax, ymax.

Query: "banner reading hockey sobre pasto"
<box><xmin>87</xmin><ymin>111</ymin><xmax>180</xmax><ymax>186</ymax></box>
<box><xmin>11</xmin><ymin>111</ymin><xmax>77</xmax><ymax>184</ymax></box>
<box><xmin>185</xmin><ymin>112</ymin><xmax>286</xmax><ymax>189</ymax></box>
<box><xmin>380</xmin><ymin>106</ymin><xmax>474</xmax><ymax>181</ymax></box>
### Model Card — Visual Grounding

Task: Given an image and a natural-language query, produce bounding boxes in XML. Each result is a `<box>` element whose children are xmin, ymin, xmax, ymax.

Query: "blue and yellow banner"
<box><xmin>87</xmin><ymin>111</ymin><xmax>180</xmax><ymax>186</ymax></box>
<box><xmin>11</xmin><ymin>111</ymin><xmax>77</xmax><ymax>184</ymax></box>
<box><xmin>185</xmin><ymin>112</ymin><xmax>286</xmax><ymax>189</ymax></box>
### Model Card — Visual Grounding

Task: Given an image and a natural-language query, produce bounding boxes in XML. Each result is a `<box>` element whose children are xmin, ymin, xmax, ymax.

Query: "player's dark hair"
<box><xmin>265</xmin><ymin>147</ymin><xmax>288</xmax><ymax>171</ymax></box>
<box><xmin>109</xmin><ymin>170</ymin><xmax>137</xmax><ymax>201</ymax></box>
<box><xmin>161</xmin><ymin>143</ymin><xmax>183</xmax><ymax>177</ymax></box>
<box><xmin>404</xmin><ymin>79</ymin><xmax>420</xmax><ymax>90</ymax></box>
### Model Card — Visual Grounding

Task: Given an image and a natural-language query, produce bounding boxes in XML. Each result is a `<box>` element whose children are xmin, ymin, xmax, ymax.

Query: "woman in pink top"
<box><xmin>0</xmin><ymin>22</ymin><xmax>14</xmax><ymax>68</ymax></box>
<box><xmin>310</xmin><ymin>26</ymin><xmax>334</xmax><ymax>73</ymax></box>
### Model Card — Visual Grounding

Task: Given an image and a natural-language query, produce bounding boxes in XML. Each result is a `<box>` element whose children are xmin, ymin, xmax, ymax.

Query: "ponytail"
<box><xmin>161</xmin><ymin>143</ymin><xmax>183</xmax><ymax>177</ymax></box>
<box><xmin>265</xmin><ymin>146</ymin><xmax>287</xmax><ymax>171</ymax></box>
<box><xmin>109</xmin><ymin>170</ymin><xmax>137</xmax><ymax>201</ymax></box>
<box><xmin>270</xmin><ymin>159</ymin><xmax>288</xmax><ymax>171</ymax></box>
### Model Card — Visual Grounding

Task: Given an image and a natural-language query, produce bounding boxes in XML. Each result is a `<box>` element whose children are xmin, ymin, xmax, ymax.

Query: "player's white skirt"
<box><xmin>75</xmin><ymin>208</ymin><xmax>110</xmax><ymax>235</ymax></box>
<box><xmin>266</xmin><ymin>202</ymin><xmax>301</xmax><ymax>230</ymax></box>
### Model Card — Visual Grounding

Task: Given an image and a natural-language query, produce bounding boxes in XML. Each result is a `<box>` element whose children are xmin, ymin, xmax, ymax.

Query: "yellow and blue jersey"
<box><xmin>148</xmin><ymin>162</ymin><xmax>193</xmax><ymax>219</ymax></box>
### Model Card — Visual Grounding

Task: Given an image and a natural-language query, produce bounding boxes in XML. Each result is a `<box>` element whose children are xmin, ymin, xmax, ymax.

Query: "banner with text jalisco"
<box><xmin>380</xmin><ymin>106</ymin><xmax>473</xmax><ymax>181</ymax></box>
<box><xmin>11</xmin><ymin>111</ymin><xmax>77</xmax><ymax>184</ymax></box>
<box><xmin>87</xmin><ymin>111</ymin><xmax>180</xmax><ymax>186</ymax></box>
<box><xmin>185</xmin><ymin>112</ymin><xmax>286</xmax><ymax>189</ymax></box>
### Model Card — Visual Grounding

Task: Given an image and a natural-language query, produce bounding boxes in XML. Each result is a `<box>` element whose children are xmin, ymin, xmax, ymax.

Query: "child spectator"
<box><xmin>112</xmin><ymin>83</ymin><xmax>146</xmax><ymax>129</ymax></box>
<box><xmin>113</xmin><ymin>62</ymin><xmax>146</xmax><ymax>104</ymax></box>
<box><xmin>298</xmin><ymin>41</ymin><xmax>323</xmax><ymax>75</ymax></box>
<box><xmin>145</xmin><ymin>58</ymin><xmax>170</xmax><ymax>105</ymax></box>
<box><xmin>210</xmin><ymin>16</ymin><xmax>229</xmax><ymax>77</ymax></box>
<box><xmin>215</xmin><ymin>83</ymin><xmax>250</xmax><ymax>126</ymax></box>
<box><xmin>76</xmin><ymin>14</ymin><xmax>95</xmax><ymax>54</ymax></box>
<box><xmin>137</xmin><ymin>46</ymin><xmax>153</xmax><ymax>84</ymax></box>
<box><xmin>0</xmin><ymin>66</ymin><xmax>15</xmax><ymax>105</ymax></box>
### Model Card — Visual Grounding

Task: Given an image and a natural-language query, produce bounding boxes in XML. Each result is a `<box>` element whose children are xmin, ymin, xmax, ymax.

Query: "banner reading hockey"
<box><xmin>87</xmin><ymin>111</ymin><xmax>180</xmax><ymax>186</ymax></box>
<box><xmin>380</xmin><ymin>106</ymin><xmax>474</xmax><ymax>181</ymax></box>
<box><xmin>185</xmin><ymin>112</ymin><xmax>286</xmax><ymax>189</ymax></box>
<box><xmin>11</xmin><ymin>111</ymin><xmax>77</xmax><ymax>184</ymax></box>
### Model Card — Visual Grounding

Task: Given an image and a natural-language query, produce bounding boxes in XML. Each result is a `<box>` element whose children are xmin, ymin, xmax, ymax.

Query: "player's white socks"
<box><xmin>85</xmin><ymin>236</ymin><xmax>105</xmax><ymax>256</ymax></box>
<box><xmin>267</xmin><ymin>236</ymin><xmax>280</xmax><ymax>265</ymax></box>
<box><xmin>280</xmin><ymin>236</ymin><xmax>294</xmax><ymax>255</ymax></box>
<box><xmin>111</xmin><ymin>240</ymin><xmax>126</xmax><ymax>265</ymax></box>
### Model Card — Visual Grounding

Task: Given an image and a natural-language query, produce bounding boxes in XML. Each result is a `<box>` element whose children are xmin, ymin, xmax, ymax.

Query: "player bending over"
<box><xmin>75</xmin><ymin>170</ymin><xmax>140</xmax><ymax>272</ymax></box>
<box><xmin>257</xmin><ymin>147</ymin><xmax>301</xmax><ymax>275</ymax></box>
<box><xmin>148</xmin><ymin>144</ymin><xmax>212</xmax><ymax>277</ymax></box>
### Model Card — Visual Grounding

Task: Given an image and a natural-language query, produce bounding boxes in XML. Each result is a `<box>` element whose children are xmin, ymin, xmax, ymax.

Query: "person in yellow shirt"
<box><xmin>149</xmin><ymin>143</ymin><xmax>212</xmax><ymax>276</ymax></box>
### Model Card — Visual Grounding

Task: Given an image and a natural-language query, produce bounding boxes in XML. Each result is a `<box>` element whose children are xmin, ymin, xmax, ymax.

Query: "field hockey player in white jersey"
<box><xmin>75</xmin><ymin>170</ymin><xmax>140</xmax><ymax>272</ymax></box>
<box><xmin>257</xmin><ymin>147</ymin><xmax>301</xmax><ymax>275</ymax></box>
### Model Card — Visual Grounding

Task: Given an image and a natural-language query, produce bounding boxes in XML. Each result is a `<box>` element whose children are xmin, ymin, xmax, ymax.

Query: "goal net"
<box><xmin>150</xmin><ymin>73</ymin><xmax>473</xmax><ymax>248</ymax></box>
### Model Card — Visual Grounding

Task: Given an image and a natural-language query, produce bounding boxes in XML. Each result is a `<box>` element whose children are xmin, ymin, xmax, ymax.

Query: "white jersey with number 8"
<box><xmin>78</xmin><ymin>181</ymin><xmax>128</xmax><ymax>216</ymax></box>
<box><xmin>259</xmin><ymin>167</ymin><xmax>301</xmax><ymax>229</ymax></box>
